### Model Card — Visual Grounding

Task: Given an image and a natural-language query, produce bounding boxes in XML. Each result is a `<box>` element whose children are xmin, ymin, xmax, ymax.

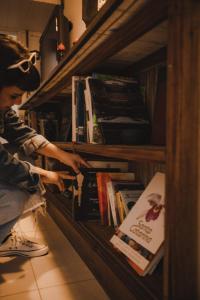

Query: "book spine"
<box><xmin>72</xmin><ymin>76</ymin><xmax>77</xmax><ymax>142</ymax></box>
<box><xmin>96</xmin><ymin>173</ymin><xmax>109</xmax><ymax>225</ymax></box>
<box><xmin>106</xmin><ymin>181</ymin><xmax>119</xmax><ymax>228</ymax></box>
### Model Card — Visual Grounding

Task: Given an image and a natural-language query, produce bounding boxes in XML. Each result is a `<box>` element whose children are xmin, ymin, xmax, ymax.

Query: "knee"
<box><xmin>0</xmin><ymin>185</ymin><xmax>29</xmax><ymax>224</ymax></box>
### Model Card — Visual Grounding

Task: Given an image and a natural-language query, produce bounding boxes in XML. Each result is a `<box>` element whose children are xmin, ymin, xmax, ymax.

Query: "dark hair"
<box><xmin>0</xmin><ymin>34</ymin><xmax>40</xmax><ymax>91</ymax></box>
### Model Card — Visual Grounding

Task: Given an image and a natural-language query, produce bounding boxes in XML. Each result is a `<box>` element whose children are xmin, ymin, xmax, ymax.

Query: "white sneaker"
<box><xmin>0</xmin><ymin>232</ymin><xmax>48</xmax><ymax>257</ymax></box>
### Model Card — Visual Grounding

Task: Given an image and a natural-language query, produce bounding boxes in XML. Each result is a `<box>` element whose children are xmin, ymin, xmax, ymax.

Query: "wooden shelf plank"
<box><xmin>20</xmin><ymin>0</ymin><xmax>168</xmax><ymax>110</ymax></box>
<box><xmin>46</xmin><ymin>189</ymin><xmax>163</xmax><ymax>300</ymax></box>
<box><xmin>53</xmin><ymin>142</ymin><xmax>166</xmax><ymax>162</ymax></box>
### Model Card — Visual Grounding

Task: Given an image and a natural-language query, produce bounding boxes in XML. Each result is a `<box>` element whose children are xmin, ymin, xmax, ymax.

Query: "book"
<box><xmin>84</xmin><ymin>77</ymin><xmax>150</xmax><ymax>144</ymax></box>
<box><xmin>59</xmin><ymin>115</ymin><xmax>72</xmax><ymax>142</ymax></box>
<box><xmin>38</xmin><ymin>117</ymin><xmax>59</xmax><ymax>141</ymax></box>
<box><xmin>72</xmin><ymin>76</ymin><xmax>86</xmax><ymax>143</ymax></box>
<box><xmin>119</xmin><ymin>188</ymin><xmax>144</xmax><ymax>216</ymax></box>
<box><xmin>110</xmin><ymin>172</ymin><xmax>165</xmax><ymax>276</ymax></box>
<box><xmin>72</xmin><ymin>168</ymin><xmax>122</xmax><ymax>221</ymax></box>
<box><xmin>114</xmin><ymin>182</ymin><xmax>144</xmax><ymax>222</ymax></box>
<box><xmin>105</xmin><ymin>173</ymin><xmax>136</xmax><ymax>228</ymax></box>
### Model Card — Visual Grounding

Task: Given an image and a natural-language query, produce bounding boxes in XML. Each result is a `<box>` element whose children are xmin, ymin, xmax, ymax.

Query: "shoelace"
<box><xmin>9</xmin><ymin>231</ymin><xmax>35</xmax><ymax>249</ymax></box>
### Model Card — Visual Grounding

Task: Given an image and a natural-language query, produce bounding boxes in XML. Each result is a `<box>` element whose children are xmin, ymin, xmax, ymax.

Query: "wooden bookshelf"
<box><xmin>53</xmin><ymin>142</ymin><xmax>166</xmax><ymax>162</ymax></box>
<box><xmin>46</xmin><ymin>188</ymin><xmax>163</xmax><ymax>300</ymax></box>
<box><xmin>20</xmin><ymin>1</ymin><xmax>200</xmax><ymax>299</ymax></box>
<box><xmin>20</xmin><ymin>0</ymin><xmax>167</xmax><ymax>110</ymax></box>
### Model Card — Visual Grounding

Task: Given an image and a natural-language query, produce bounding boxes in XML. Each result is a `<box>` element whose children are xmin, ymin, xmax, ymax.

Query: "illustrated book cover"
<box><xmin>110</xmin><ymin>172</ymin><xmax>165</xmax><ymax>276</ymax></box>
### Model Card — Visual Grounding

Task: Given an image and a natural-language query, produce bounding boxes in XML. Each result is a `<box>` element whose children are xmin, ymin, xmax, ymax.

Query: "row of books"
<box><xmin>25</xmin><ymin>110</ymin><xmax>72</xmax><ymax>142</ymax></box>
<box><xmin>96</xmin><ymin>172</ymin><xmax>144</xmax><ymax>227</ymax></box>
<box><xmin>72</xmin><ymin>75</ymin><xmax>150</xmax><ymax>145</ymax></box>
<box><xmin>45</xmin><ymin>157</ymin><xmax>165</xmax><ymax>277</ymax></box>
<box><xmin>70</xmin><ymin>163</ymin><xmax>165</xmax><ymax>277</ymax></box>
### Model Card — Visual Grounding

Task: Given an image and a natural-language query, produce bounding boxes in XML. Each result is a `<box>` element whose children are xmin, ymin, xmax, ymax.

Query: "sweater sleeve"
<box><xmin>2</xmin><ymin>109</ymin><xmax>50</xmax><ymax>156</ymax></box>
<box><xmin>0</xmin><ymin>142</ymin><xmax>39</xmax><ymax>193</ymax></box>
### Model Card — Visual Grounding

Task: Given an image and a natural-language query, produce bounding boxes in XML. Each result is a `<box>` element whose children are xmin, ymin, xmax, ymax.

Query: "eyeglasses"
<box><xmin>7</xmin><ymin>52</ymin><xmax>37</xmax><ymax>73</ymax></box>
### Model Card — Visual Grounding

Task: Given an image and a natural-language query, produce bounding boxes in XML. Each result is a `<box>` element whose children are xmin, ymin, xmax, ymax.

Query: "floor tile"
<box><xmin>30</xmin><ymin>254</ymin><xmax>94</xmax><ymax>289</ymax></box>
<box><xmin>0</xmin><ymin>257</ymin><xmax>37</xmax><ymax>297</ymax></box>
<box><xmin>1</xmin><ymin>213</ymin><xmax>107</xmax><ymax>299</ymax></box>
<box><xmin>39</xmin><ymin>279</ymin><xmax>110</xmax><ymax>300</ymax></box>
<box><xmin>0</xmin><ymin>290</ymin><xmax>41</xmax><ymax>300</ymax></box>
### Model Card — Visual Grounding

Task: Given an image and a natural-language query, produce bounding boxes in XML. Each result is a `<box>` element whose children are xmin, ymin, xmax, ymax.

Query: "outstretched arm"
<box><xmin>36</xmin><ymin>142</ymin><xmax>90</xmax><ymax>174</ymax></box>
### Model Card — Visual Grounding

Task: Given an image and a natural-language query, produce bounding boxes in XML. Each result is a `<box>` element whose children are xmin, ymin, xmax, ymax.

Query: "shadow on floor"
<box><xmin>0</xmin><ymin>256</ymin><xmax>29</xmax><ymax>284</ymax></box>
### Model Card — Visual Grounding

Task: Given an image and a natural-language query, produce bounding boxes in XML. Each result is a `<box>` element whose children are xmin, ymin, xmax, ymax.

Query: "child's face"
<box><xmin>0</xmin><ymin>86</ymin><xmax>25</xmax><ymax>110</ymax></box>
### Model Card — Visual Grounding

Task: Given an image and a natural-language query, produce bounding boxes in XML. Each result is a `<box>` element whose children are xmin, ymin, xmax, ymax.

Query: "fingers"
<box><xmin>70</xmin><ymin>157</ymin><xmax>91</xmax><ymax>173</ymax></box>
<box><xmin>70</xmin><ymin>162</ymin><xmax>80</xmax><ymax>174</ymax></box>
<box><xmin>57</xmin><ymin>179</ymin><xmax>65</xmax><ymax>192</ymax></box>
<box><xmin>57</xmin><ymin>171</ymin><xmax>76</xmax><ymax>180</ymax></box>
<box><xmin>80</xmin><ymin>158</ymin><xmax>92</xmax><ymax>168</ymax></box>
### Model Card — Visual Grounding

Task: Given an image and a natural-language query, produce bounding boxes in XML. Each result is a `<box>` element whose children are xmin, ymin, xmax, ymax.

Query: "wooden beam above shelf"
<box><xmin>53</xmin><ymin>142</ymin><xmax>166</xmax><ymax>162</ymax></box>
<box><xmin>20</xmin><ymin>0</ymin><xmax>168</xmax><ymax>110</ymax></box>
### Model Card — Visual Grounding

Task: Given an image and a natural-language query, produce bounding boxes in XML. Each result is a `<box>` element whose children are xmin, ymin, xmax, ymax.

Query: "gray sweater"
<box><xmin>0</xmin><ymin>108</ymin><xmax>49</xmax><ymax>193</ymax></box>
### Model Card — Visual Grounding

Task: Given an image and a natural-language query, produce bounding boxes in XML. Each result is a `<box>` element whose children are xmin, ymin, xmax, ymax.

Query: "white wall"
<box><xmin>63</xmin><ymin>0</ymin><xmax>86</xmax><ymax>47</ymax></box>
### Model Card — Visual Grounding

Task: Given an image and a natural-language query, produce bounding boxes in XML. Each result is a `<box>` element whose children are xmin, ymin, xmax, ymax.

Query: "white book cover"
<box><xmin>106</xmin><ymin>181</ymin><xmax>119</xmax><ymax>227</ymax></box>
<box><xmin>84</xmin><ymin>77</ymin><xmax>94</xmax><ymax>143</ymax></box>
<box><xmin>72</xmin><ymin>76</ymin><xmax>84</xmax><ymax>142</ymax></box>
<box><xmin>72</xmin><ymin>76</ymin><xmax>77</xmax><ymax>142</ymax></box>
<box><xmin>119</xmin><ymin>172</ymin><xmax>165</xmax><ymax>254</ymax></box>
<box><xmin>110</xmin><ymin>172</ymin><xmax>165</xmax><ymax>275</ymax></box>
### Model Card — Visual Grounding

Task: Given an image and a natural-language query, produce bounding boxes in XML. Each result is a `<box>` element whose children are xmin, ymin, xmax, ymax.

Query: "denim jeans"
<box><xmin>0</xmin><ymin>182</ymin><xmax>46</xmax><ymax>245</ymax></box>
<box><xmin>0</xmin><ymin>145</ymin><xmax>46</xmax><ymax>245</ymax></box>
<box><xmin>0</xmin><ymin>183</ymin><xmax>29</xmax><ymax>244</ymax></box>
<box><xmin>0</xmin><ymin>217</ymin><xmax>20</xmax><ymax>244</ymax></box>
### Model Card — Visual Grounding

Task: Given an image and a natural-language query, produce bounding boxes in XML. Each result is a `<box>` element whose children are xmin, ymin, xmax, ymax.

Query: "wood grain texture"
<box><xmin>20</xmin><ymin>0</ymin><xmax>167</xmax><ymax>109</ymax></box>
<box><xmin>165</xmin><ymin>1</ymin><xmax>200</xmax><ymax>299</ymax></box>
<box><xmin>53</xmin><ymin>142</ymin><xmax>166</xmax><ymax>162</ymax></box>
<box><xmin>46</xmin><ymin>189</ymin><xmax>163</xmax><ymax>300</ymax></box>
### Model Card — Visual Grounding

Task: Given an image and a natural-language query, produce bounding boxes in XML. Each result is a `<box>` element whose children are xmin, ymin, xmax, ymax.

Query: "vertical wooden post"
<box><xmin>165</xmin><ymin>1</ymin><xmax>200</xmax><ymax>299</ymax></box>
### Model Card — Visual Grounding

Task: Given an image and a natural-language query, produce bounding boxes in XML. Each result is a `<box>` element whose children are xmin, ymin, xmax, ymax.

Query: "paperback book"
<box><xmin>110</xmin><ymin>172</ymin><xmax>165</xmax><ymax>276</ymax></box>
<box><xmin>72</xmin><ymin>76</ymin><xmax>87</xmax><ymax>143</ymax></box>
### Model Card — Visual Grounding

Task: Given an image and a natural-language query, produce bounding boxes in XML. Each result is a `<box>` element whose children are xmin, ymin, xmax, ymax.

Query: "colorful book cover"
<box><xmin>110</xmin><ymin>172</ymin><xmax>165</xmax><ymax>275</ymax></box>
<box><xmin>96</xmin><ymin>171</ymin><xmax>135</xmax><ymax>226</ymax></box>
<box><xmin>119</xmin><ymin>189</ymin><xmax>144</xmax><ymax>215</ymax></box>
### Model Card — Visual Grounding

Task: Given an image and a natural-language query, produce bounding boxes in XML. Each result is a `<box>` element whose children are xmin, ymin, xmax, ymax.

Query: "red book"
<box><xmin>96</xmin><ymin>173</ymin><xmax>110</xmax><ymax>225</ymax></box>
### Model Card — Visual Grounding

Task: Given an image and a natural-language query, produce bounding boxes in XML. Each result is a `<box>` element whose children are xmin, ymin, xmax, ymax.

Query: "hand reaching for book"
<box><xmin>57</xmin><ymin>151</ymin><xmax>91</xmax><ymax>174</ymax></box>
<box><xmin>41</xmin><ymin>170</ymin><xmax>75</xmax><ymax>192</ymax></box>
<box><xmin>36</xmin><ymin>143</ymin><xmax>91</xmax><ymax>174</ymax></box>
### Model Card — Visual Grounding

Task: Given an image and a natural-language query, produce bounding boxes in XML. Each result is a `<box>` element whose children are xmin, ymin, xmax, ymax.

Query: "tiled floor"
<box><xmin>0</xmin><ymin>213</ymin><xmax>110</xmax><ymax>300</ymax></box>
